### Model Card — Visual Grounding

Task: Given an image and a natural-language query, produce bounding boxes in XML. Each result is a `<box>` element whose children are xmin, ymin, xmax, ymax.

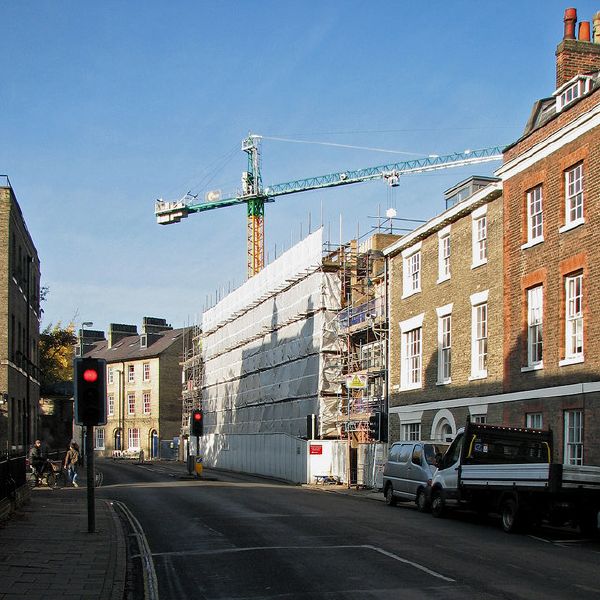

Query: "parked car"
<box><xmin>383</xmin><ymin>441</ymin><xmax>449</xmax><ymax>511</ymax></box>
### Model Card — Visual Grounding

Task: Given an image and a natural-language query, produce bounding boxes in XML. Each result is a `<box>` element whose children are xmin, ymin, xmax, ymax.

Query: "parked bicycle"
<box><xmin>27</xmin><ymin>458</ymin><xmax>67</xmax><ymax>488</ymax></box>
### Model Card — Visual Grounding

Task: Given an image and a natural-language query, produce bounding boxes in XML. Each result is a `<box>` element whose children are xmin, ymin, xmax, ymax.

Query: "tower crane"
<box><xmin>155</xmin><ymin>134</ymin><xmax>503</xmax><ymax>278</ymax></box>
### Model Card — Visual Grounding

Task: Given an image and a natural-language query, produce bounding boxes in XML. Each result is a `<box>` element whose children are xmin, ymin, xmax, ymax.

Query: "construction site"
<box><xmin>160</xmin><ymin>135</ymin><xmax>502</xmax><ymax>485</ymax></box>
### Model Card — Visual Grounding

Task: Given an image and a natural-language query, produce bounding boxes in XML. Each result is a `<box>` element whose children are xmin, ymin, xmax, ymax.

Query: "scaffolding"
<box><xmin>324</xmin><ymin>231</ymin><xmax>400</xmax><ymax>449</ymax></box>
<box><xmin>180</xmin><ymin>324</ymin><xmax>203</xmax><ymax>436</ymax></box>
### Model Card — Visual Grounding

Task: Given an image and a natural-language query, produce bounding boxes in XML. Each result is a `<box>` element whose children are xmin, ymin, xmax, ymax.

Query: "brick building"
<box><xmin>384</xmin><ymin>178</ymin><xmax>503</xmax><ymax>442</ymax></box>
<box><xmin>495</xmin><ymin>8</ymin><xmax>600</xmax><ymax>466</ymax></box>
<box><xmin>80</xmin><ymin>318</ymin><xmax>188</xmax><ymax>459</ymax></box>
<box><xmin>0</xmin><ymin>178</ymin><xmax>41</xmax><ymax>454</ymax></box>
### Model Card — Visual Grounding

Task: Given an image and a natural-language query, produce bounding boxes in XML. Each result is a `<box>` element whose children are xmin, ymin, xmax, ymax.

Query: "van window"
<box><xmin>443</xmin><ymin>433</ymin><xmax>463</xmax><ymax>467</ymax></box>
<box><xmin>398</xmin><ymin>444</ymin><xmax>412</xmax><ymax>463</ymax></box>
<box><xmin>412</xmin><ymin>445</ymin><xmax>423</xmax><ymax>466</ymax></box>
<box><xmin>388</xmin><ymin>444</ymin><xmax>401</xmax><ymax>462</ymax></box>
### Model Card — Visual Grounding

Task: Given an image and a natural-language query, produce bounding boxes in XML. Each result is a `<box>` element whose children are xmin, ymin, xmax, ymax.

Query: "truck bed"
<box><xmin>460</xmin><ymin>463</ymin><xmax>551</xmax><ymax>489</ymax></box>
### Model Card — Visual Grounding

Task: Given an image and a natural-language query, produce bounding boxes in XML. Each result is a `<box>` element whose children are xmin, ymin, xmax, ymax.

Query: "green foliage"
<box><xmin>39</xmin><ymin>322</ymin><xmax>76</xmax><ymax>386</ymax></box>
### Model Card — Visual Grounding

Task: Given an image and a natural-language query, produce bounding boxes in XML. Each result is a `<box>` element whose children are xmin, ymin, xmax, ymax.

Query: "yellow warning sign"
<box><xmin>346</xmin><ymin>373</ymin><xmax>368</xmax><ymax>389</ymax></box>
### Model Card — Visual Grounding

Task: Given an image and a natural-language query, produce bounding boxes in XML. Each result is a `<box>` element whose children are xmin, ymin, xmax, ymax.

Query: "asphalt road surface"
<box><xmin>96</xmin><ymin>459</ymin><xmax>600</xmax><ymax>600</ymax></box>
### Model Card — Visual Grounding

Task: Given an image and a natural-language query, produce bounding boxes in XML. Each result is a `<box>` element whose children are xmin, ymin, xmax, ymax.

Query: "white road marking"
<box><xmin>150</xmin><ymin>544</ymin><xmax>455</xmax><ymax>582</ymax></box>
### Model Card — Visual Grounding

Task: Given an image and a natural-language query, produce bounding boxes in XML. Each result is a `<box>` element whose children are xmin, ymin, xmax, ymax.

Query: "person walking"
<box><xmin>64</xmin><ymin>442</ymin><xmax>81</xmax><ymax>487</ymax></box>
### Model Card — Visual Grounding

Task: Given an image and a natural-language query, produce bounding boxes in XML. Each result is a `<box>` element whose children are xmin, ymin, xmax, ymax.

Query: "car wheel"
<box><xmin>385</xmin><ymin>485</ymin><xmax>397</xmax><ymax>506</ymax></box>
<box><xmin>431</xmin><ymin>491</ymin><xmax>445</xmax><ymax>518</ymax></box>
<box><xmin>416</xmin><ymin>489</ymin><xmax>429</xmax><ymax>513</ymax></box>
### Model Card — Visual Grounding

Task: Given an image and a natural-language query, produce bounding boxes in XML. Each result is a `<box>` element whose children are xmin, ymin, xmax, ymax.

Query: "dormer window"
<box><xmin>554</xmin><ymin>75</ymin><xmax>593</xmax><ymax>112</ymax></box>
<box><xmin>140</xmin><ymin>334</ymin><xmax>147</xmax><ymax>348</ymax></box>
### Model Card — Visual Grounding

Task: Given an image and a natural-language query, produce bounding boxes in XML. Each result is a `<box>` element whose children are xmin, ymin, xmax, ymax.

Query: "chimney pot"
<box><xmin>579</xmin><ymin>21</ymin><xmax>591</xmax><ymax>42</ymax></box>
<box><xmin>564</xmin><ymin>7</ymin><xmax>577</xmax><ymax>40</ymax></box>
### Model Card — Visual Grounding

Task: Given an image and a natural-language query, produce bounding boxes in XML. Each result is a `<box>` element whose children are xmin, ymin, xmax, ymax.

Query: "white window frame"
<box><xmin>127</xmin><ymin>393</ymin><xmax>136</xmax><ymax>415</ymax></box>
<box><xmin>471</xmin><ymin>206</ymin><xmax>488</xmax><ymax>268</ymax></box>
<box><xmin>128</xmin><ymin>364</ymin><xmax>135</xmax><ymax>383</ymax></box>
<box><xmin>402</xmin><ymin>422</ymin><xmax>421</xmax><ymax>441</ymax></box>
<box><xmin>399</xmin><ymin>314</ymin><xmax>424</xmax><ymax>391</ymax></box>
<box><xmin>524</xmin><ymin>286</ymin><xmax>543</xmax><ymax>370</ymax></box>
<box><xmin>108</xmin><ymin>367</ymin><xmax>114</xmax><ymax>385</ymax></box>
<box><xmin>470</xmin><ymin>291</ymin><xmax>489</xmax><ymax>380</ymax></box>
<box><xmin>143</xmin><ymin>363</ymin><xmax>151</xmax><ymax>382</ymax></box>
<box><xmin>437</xmin><ymin>226</ymin><xmax>451</xmax><ymax>283</ymax></box>
<box><xmin>526</xmin><ymin>412</ymin><xmax>543</xmax><ymax>429</ymax></box>
<box><xmin>555</xmin><ymin>75</ymin><xmax>592</xmax><ymax>112</ymax></box>
<box><xmin>143</xmin><ymin>391</ymin><xmax>151</xmax><ymax>415</ymax></box>
<box><xmin>401</xmin><ymin>243</ymin><xmax>422</xmax><ymax>298</ymax></box>
<box><xmin>94</xmin><ymin>427</ymin><xmax>105</xmax><ymax>450</ymax></box>
<box><xmin>564</xmin><ymin>410</ymin><xmax>583</xmax><ymax>465</ymax></box>
<box><xmin>128</xmin><ymin>427</ymin><xmax>140</xmax><ymax>450</ymax></box>
<box><xmin>560</xmin><ymin>273</ymin><xmax>584</xmax><ymax>366</ymax></box>
<box><xmin>436</xmin><ymin>304</ymin><xmax>453</xmax><ymax>385</ymax></box>
<box><xmin>523</xmin><ymin>185</ymin><xmax>544</xmax><ymax>247</ymax></box>
<box><xmin>108</xmin><ymin>394</ymin><xmax>115</xmax><ymax>417</ymax></box>
<box><xmin>561</xmin><ymin>163</ymin><xmax>584</xmax><ymax>232</ymax></box>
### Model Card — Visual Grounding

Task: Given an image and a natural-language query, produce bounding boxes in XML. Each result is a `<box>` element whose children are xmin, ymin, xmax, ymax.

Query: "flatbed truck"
<box><xmin>429</xmin><ymin>421</ymin><xmax>600</xmax><ymax>533</ymax></box>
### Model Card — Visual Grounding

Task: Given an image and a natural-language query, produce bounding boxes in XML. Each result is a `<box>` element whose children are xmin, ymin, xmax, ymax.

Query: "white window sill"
<box><xmin>521</xmin><ymin>237</ymin><xmax>544</xmax><ymax>250</ymax></box>
<box><xmin>521</xmin><ymin>362</ymin><xmax>544</xmax><ymax>373</ymax></box>
<box><xmin>437</xmin><ymin>274</ymin><xmax>451</xmax><ymax>284</ymax></box>
<box><xmin>436</xmin><ymin>379</ymin><xmax>452</xmax><ymax>386</ymax></box>
<box><xmin>400</xmin><ymin>382</ymin><xmax>422</xmax><ymax>392</ymax></box>
<box><xmin>559</xmin><ymin>355</ymin><xmax>584</xmax><ymax>367</ymax></box>
<box><xmin>471</xmin><ymin>259</ymin><xmax>487</xmax><ymax>270</ymax></box>
<box><xmin>559</xmin><ymin>218</ymin><xmax>584</xmax><ymax>234</ymax></box>
<box><xmin>469</xmin><ymin>371</ymin><xmax>488</xmax><ymax>381</ymax></box>
<box><xmin>401</xmin><ymin>288</ymin><xmax>421</xmax><ymax>300</ymax></box>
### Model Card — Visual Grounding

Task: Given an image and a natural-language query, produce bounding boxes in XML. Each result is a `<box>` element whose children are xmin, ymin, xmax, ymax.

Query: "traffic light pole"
<box><xmin>86</xmin><ymin>425</ymin><xmax>95</xmax><ymax>533</ymax></box>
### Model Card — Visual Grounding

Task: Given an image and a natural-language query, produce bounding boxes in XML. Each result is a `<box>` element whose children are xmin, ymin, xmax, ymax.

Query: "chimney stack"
<box><xmin>556</xmin><ymin>7</ymin><xmax>600</xmax><ymax>89</ymax></box>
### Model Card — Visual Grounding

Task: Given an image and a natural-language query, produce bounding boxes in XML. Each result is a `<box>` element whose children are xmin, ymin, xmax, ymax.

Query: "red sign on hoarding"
<box><xmin>309</xmin><ymin>445</ymin><xmax>323</xmax><ymax>455</ymax></box>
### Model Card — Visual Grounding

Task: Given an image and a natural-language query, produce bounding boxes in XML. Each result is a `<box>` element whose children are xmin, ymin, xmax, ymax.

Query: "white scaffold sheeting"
<box><xmin>202</xmin><ymin>229</ymin><xmax>344</xmax><ymax>438</ymax></box>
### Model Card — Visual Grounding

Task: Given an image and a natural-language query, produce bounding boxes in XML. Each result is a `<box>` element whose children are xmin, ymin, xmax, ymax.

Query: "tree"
<box><xmin>39</xmin><ymin>323</ymin><xmax>76</xmax><ymax>388</ymax></box>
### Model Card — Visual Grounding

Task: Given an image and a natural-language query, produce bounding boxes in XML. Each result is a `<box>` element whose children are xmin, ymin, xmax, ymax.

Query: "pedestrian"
<box><xmin>64</xmin><ymin>442</ymin><xmax>81</xmax><ymax>487</ymax></box>
<box><xmin>29</xmin><ymin>439</ymin><xmax>45</xmax><ymax>485</ymax></box>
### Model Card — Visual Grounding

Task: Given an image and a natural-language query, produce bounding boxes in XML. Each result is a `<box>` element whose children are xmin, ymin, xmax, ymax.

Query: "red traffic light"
<box><xmin>83</xmin><ymin>369</ymin><xmax>99</xmax><ymax>383</ymax></box>
<box><xmin>193</xmin><ymin>412</ymin><xmax>202</xmax><ymax>421</ymax></box>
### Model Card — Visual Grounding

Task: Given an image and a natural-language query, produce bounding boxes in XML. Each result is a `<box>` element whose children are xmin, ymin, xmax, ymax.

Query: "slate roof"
<box><xmin>82</xmin><ymin>327</ymin><xmax>186</xmax><ymax>363</ymax></box>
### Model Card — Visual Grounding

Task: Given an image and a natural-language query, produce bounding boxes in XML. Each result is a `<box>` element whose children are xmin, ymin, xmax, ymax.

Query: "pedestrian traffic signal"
<box><xmin>191</xmin><ymin>409</ymin><xmax>204</xmax><ymax>436</ymax></box>
<box><xmin>74</xmin><ymin>357</ymin><xmax>107</xmax><ymax>426</ymax></box>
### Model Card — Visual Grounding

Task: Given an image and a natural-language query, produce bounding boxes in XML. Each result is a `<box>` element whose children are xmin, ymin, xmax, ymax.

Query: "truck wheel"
<box><xmin>385</xmin><ymin>485</ymin><xmax>397</xmax><ymax>507</ymax></box>
<box><xmin>416</xmin><ymin>489</ymin><xmax>429</xmax><ymax>513</ymax></box>
<box><xmin>579</xmin><ymin>509</ymin><xmax>599</xmax><ymax>538</ymax></box>
<box><xmin>501</xmin><ymin>498</ymin><xmax>521</xmax><ymax>533</ymax></box>
<box><xmin>431</xmin><ymin>491</ymin><xmax>445</xmax><ymax>518</ymax></box>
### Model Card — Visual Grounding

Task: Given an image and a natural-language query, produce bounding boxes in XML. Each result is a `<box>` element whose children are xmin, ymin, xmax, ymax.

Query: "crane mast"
<box><xmin>155</xmin><ymin>136</ymin><xmax>503</xmax><ymax>278</ymax></box>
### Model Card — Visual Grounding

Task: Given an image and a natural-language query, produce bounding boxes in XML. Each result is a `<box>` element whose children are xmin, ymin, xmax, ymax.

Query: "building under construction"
<box><xmin>188</xmin><ymin>226</ymin><xmax>400</xmax><ymax>485</ymax></box>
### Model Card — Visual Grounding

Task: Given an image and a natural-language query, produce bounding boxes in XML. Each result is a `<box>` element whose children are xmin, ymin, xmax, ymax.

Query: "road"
<box><xmin>96</xmin><ymin>458</ymin><xmax>600</xmax><ymax>600</ymax></box>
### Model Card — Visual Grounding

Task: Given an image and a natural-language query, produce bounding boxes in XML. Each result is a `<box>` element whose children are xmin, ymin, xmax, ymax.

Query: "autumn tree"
<box><xmin>39</xmin><ymin>323</ymin><xmax>77</xmax><ymax>388</ymax></box>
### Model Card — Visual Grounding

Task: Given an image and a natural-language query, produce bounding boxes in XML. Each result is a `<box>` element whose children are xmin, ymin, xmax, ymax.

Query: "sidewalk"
<box><xmin>0</xmin><ymin>487</ymin><xmax>126</xmax><ymax>600</ymax></box>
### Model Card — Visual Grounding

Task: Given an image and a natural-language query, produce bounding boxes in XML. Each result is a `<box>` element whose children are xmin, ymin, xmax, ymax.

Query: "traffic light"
<box><xmin>368</xmin><ymin>412</ymin><xmax>389</xmax><ymax>442</ymax></box>
<box><xmin>191</xmin><ymin>409</ymin><xmax>204</xmax><ymax>436</ymax></box>
<box><xmin>74</xmin><ymin>357</ymin><xmax>107</xmax><ymax>426</ymax></box>
<box><xmin>368</xmin><ymin>413</ymin><xmax>379</xmax><ymax>439</ymax></box>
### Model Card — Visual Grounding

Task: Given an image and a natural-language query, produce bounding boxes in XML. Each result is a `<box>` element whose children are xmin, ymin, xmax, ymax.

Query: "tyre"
<box><xmin>431</xmin><ymin>491</ymin><xmax>445</xmax><ymax>518</ymax></box>
<box><xmin>501</xmin><ymin>498</ymin><xmax>521</xmax><ymax>533</ymax></box>
<box><xmin>416</xmin><ymin>489</ymin><xmax>429</xmax><ymax>513</ymax></box>
<box><xmin>46</xmin><ymin>472</ymin><xmax>56</xmax><ymax>488</ymax></box>
<box><xmin>385</xmin><ymin>484</ymin><xmax>397</xmax><ymax>506</ymax></box>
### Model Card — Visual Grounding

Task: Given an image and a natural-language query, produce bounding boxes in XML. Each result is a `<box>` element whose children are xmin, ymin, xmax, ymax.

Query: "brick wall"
<box><xmin>556</xmin><ymin>39</ymin><xmax>600</xmax><ymax>88</ymax></box>
<box><xmin>387</xmin><ymin>193</ymin><xmax>503</xmax><ymax>440</ymax></box>
<box><xmin>503</xmin><ymin>121</ymin><xmax>600</xmax><ymax>392</ymax></box>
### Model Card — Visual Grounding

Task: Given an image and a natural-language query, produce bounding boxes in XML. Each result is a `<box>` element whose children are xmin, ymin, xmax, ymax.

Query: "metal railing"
<box><xmin>0</xmin><ymin>455</ymin><xmax>26</xmax><ymax>501</ymax></box>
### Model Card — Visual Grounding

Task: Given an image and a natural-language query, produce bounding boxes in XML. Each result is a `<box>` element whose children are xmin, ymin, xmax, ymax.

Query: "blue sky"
<box><xmin>2</xmin><ymin>1</ymin><xmax>598</xmax><ymax>334</ymax></box>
